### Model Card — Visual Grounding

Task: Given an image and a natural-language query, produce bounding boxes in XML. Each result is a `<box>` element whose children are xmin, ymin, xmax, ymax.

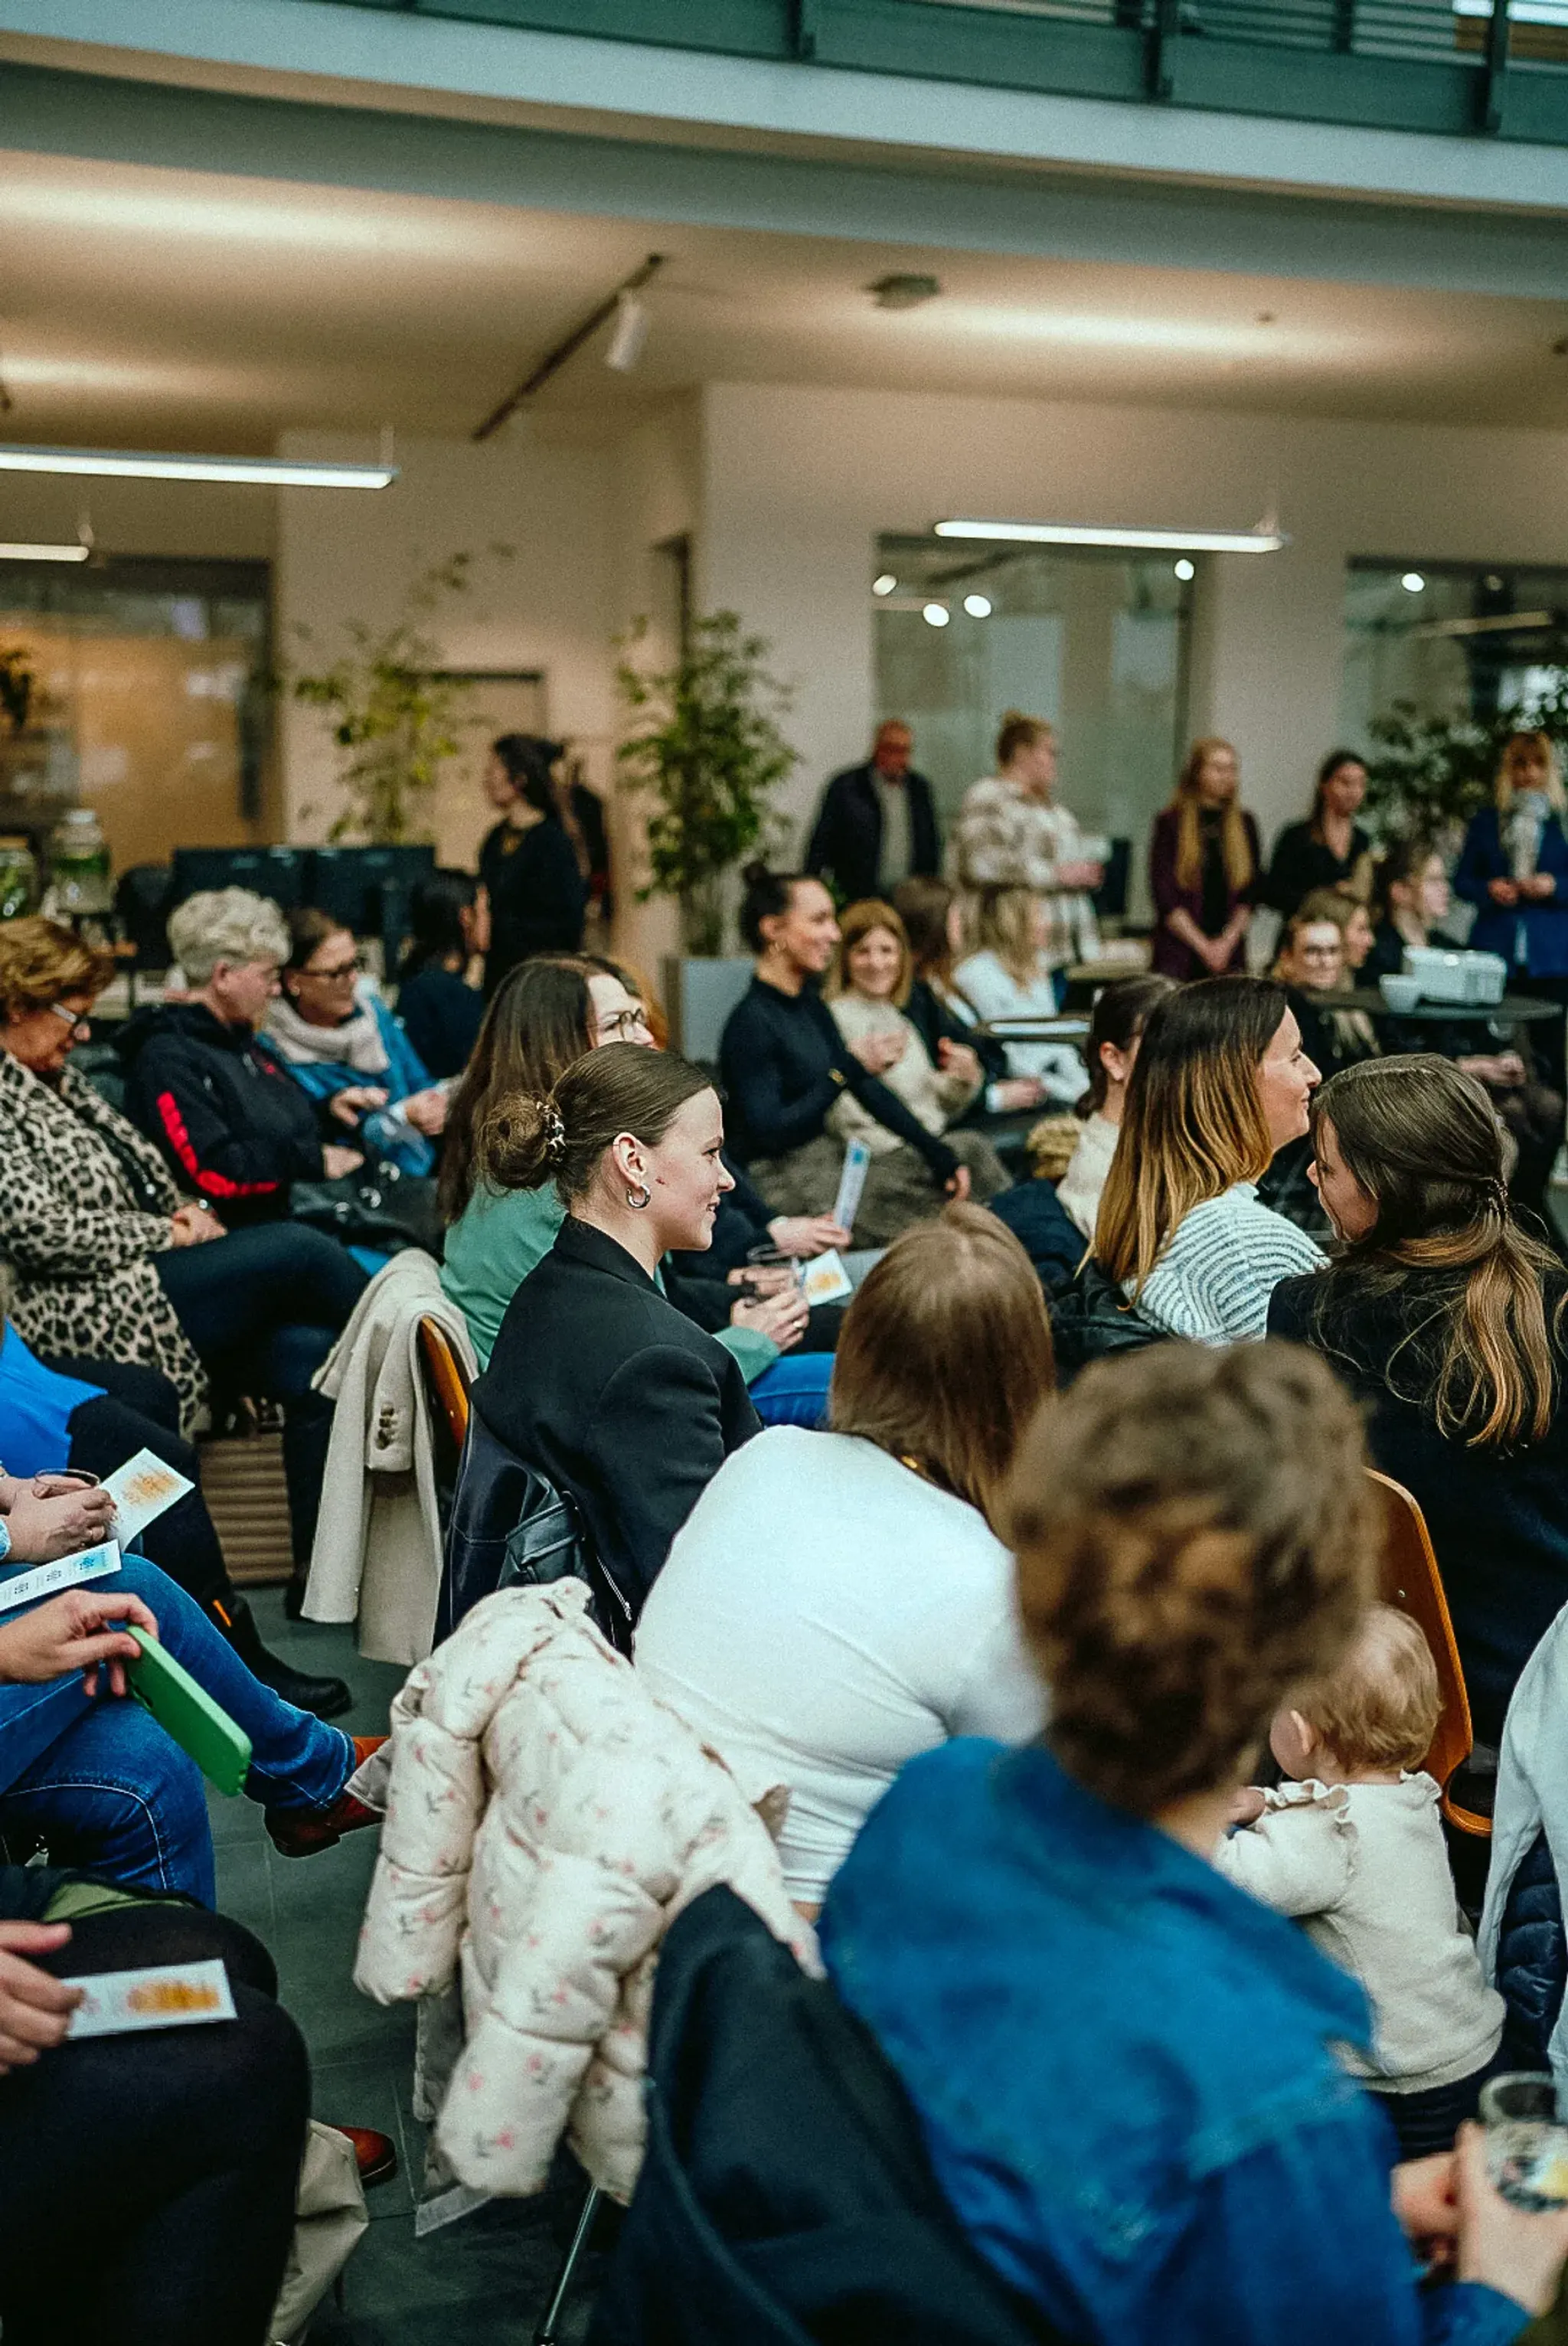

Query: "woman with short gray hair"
<box><xmin>167</xmin><ymin>886</ymin><xmax>290</xmax><ymax>989</ymax></box>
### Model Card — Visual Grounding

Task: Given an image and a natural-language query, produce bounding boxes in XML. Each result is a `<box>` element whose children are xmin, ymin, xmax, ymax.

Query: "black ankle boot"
<box><xmin>215</xmin><ymin>1594</ymin><xmax>352</xmax><ymax>1722</ymax></box>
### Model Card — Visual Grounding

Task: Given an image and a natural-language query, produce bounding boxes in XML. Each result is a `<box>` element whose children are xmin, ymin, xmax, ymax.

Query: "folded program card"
<box><xmin>102</xmin><ymin>1448</ymin><xmax>194</xmax><ymax>1543</ymax></box>
<box><xmin>63</xmin><ymin>1958</ymin><xmax>237</xmax><ymax>2039</ymax></box>
<box><xmin>0</xmin><ymin>1540</ymin><xmax>121</xmax><ymax>1615</ymax></box>
<box><xmin>801</xmin><ymin>1250</ymin><xmax>854</xmax><ymax>1306</ymax></box>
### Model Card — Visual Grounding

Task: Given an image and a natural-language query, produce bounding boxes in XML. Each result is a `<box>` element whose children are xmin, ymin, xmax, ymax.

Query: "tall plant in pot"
<box><xmin>616</xmin><ymin>610</ymin><xmax>796</xmax><ymax>956</ymax></box>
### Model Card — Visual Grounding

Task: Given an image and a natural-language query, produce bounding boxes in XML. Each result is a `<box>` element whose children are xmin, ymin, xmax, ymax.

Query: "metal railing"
<box><xmin>299</xmin><ymin>0</ymin><xmax>1568</xmax><ymax>143</ymax></box>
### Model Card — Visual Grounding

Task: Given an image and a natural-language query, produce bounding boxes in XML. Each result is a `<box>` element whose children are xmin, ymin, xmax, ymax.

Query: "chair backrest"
<box><xmin>1369</xmin><ymin>1467</ymin><xmax>1474</xmax><ymax>1795</ymax></box>
<box><xmin>417</xmin><ymin>1316</ymin><xmax>471</xmax><ymax>1453</ymax></box>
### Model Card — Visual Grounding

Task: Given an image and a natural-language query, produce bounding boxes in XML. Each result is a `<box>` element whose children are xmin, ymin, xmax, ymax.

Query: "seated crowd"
<box><xmin>11</xmin><ymin>717</ymin><xmax>1568</xmax><ymax>2344</ymax></box>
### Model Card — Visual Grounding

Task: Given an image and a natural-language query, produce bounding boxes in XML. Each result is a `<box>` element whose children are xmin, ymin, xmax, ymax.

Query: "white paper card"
<box><xmin>102</xmin><ymin>1448</ymin><xmax>194</xmax><ymax>1542</ymax></box>
<box><xmin>0</xmin><ymin>1540</ymin><xmax>121</xmax><ymax>1616</ymax></box>
<box><xmin>64</xmin><ymin>1958</ymin><xmax>236</xmax><ymax>2039</ymax></box>
<box><xmin>800</xmin><ymin>1249</ymin><xmax>854</xmax><ymax>1306</ymax></box>
<box><xmin>831</xmin><ymin>1138</ymin><xmax>872</xmax><ymax>1235</ymax></box>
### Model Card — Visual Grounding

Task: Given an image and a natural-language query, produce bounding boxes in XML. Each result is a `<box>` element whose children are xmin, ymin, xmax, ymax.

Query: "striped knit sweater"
<box><xmin>1132</xmin><ymin>1182</ymin><xmax>1325</xmax><ymax>1345</ymax></box>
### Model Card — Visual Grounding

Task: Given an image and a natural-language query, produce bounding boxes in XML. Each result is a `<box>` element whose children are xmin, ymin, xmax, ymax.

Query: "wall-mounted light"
<box><xmin>0</xmin><ymin>540</ymin><xmax>90</xmax><ymax>561</ymax></box>
<box><xmin>1401</xmin><ymin>571</ymin><xmax>1426</xmax><ymax>593</ymax></box>
<box><xmin>605</xmin><ymin>293</ymin><xmax>650</xmax><ymax>374</ymax></box>
<box><xmin>870</xmin><ymin>274</ymin><xmax>940</xmax><ymax>311</ymax></box>
<box><xmin>935</xmin><ymin>518</ymin><xmax>1286</xmax><ymax>554</ymax></box>
<box><xmin>922</xmin><ymin>602</ymin><xmax>950</xmax><ymax>628</ymax></box>
<box><xmin>0</xmin><ymin>443</ymin><xmax>397</xmax><ymax>488</ymax></box>
<box><xmin>872</xmin><ymin>573</ymin><xmax>897</xmax><ymax>596</ymax></box>
<box><xmin>1174</xmin><ymin>559</ymin><xmax>1195</xmax><ymax>582</ymax></box>
<box><xmin>962</xmin><ymin>593</ymin><xmax>992</xmax><ymax>617</ymax></box>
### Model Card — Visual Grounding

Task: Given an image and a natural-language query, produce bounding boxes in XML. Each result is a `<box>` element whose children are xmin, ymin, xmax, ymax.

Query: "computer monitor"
<box><xmin>169</xmin><ymin>846</ymin><xmax>307</xmax><ymax>913</ymax></box>
<box><xmin>302</xmin><ymin>845</ymin><xmax>437</xmax><ymax>966</ymax></box>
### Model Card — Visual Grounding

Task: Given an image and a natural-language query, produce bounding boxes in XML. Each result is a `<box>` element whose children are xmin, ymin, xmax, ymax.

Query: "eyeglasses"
<box><xmin>47</xmin><ymin>1002</ymin><xmax>93</xmax><ymax>1038</ymax></box>
<box><xmin>303</xmin><ymin>956</ymin><xmax>362</xmax><ymax>982</ymax></box>
<box><xmin>597</xmin><ymin>1005</ymin><xmax>652</xmax><ymax>1041</ymax></box>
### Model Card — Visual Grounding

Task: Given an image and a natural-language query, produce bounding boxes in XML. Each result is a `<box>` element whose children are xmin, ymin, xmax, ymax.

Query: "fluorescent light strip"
<box><xmin>0</xmin><ymin>541</ymin><xmax>90</xmax><ymax>562</ymax></box>
<box><xmin>935</xmin><ymin>519</ymin><xmax>1286</xmax><ymax>554</ymax></box>
<box><xmin>0</xmin><ymin>446</ymin><xmax>396</xmax><ymax>490</ymax></box>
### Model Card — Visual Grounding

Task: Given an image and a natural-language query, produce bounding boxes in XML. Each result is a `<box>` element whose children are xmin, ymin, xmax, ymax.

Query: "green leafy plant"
<box><xmin>0</xmin><ymin>647</ymin><xmax>34</xmax><ymax>736</ymax></box>
<box><xmin>1364</xmin><ymin>678</ymin><xmax>1568</xmax><ymax>838</ymax></box>
<box><xmin>616</xmin><ymin>611</ymin><xmax>797</xmax><ymax>956</ymax></box>
<box><xmin>289</xmin><ymin>547</ymin><xmax>512</xmax><ymax>844</ymax></box>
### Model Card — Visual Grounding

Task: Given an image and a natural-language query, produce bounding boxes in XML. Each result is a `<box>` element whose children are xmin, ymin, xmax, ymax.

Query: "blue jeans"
<box><xmin>0</xmin><ymin>1556</ymin><xmax>354</xmax><ymax>1905</ymax></box>
<box><xmin>749</xmin><ymin>1351</ymin><xmax>833</xmax><ymax>1429</ymax></box>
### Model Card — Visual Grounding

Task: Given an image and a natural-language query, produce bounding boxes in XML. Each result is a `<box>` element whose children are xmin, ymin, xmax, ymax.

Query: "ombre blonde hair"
<box><xmin>826</xmin><ymin>898</ymin><xmax>913</xmax><ymax>1009</ymax></box>
<box><xmin>1093</xmin><ymin>975</ymin><xmax>1286</xmax><ymax>1296</ymax></box>
<box><xmin>976</xmin><ymin>887</ymin><xmax>1044</xmax><ymax>985</ymax></box>
<box><xmin>1169</xmin><ymin>737</ymin><xmax>1255</xmax><ymax>895</ymax></box>
<box><xmin>1494</xmin><ymin>730</ymin><xmax>1566</xmax><ymax>815</ymax></box>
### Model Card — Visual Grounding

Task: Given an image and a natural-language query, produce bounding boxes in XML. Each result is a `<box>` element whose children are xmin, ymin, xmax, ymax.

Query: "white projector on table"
<box><xmin>1402</xmin><ymin>946</ymin><xmax>1509</xmax><ymax>1007</ymax></box>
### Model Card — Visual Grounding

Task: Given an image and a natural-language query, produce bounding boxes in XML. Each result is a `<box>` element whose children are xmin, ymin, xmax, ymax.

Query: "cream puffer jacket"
<box><xmin>354</xmin><ymin>1580</ymin><xmax>816</xmax><ymax>2202</ymax></box>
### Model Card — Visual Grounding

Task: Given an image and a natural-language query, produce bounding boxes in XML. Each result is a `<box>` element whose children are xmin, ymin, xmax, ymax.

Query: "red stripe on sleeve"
<box><xmin>155</xmin><ymin>1090</ymin><xmax>279</xmax><ymax>1200</ymax></box>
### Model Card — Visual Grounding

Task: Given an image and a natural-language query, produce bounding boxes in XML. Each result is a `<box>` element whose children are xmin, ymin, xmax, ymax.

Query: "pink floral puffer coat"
<box><xmin>354</xmin><ymin>1580</ymin><xmax>815</xmax><ymax>2202</ymax></box>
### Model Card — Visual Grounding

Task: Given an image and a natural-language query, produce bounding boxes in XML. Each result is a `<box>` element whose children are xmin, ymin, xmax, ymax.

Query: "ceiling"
<box><xmin>8</xmin><ymin>148</ymin><xmax>1568</xmax><ymax>456</ymax></box>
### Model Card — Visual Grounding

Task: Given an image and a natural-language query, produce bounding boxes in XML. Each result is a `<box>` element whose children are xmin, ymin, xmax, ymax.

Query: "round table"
<box><xmin>1313</xmin><ymin>988</ymin><xmax>1563</xmax><ymax>1028</ymax></box>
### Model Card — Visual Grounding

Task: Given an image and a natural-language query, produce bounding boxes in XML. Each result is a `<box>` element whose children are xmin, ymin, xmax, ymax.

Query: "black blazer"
<box><xmin>805</xmin><ymin>763</ymin><xmax>940</xmax><ymax>903</ymax></box>
<box><xmin>473</xmin><ymin>1216</ymin><xmax>759</xmax><ymax>1616</ymax></box>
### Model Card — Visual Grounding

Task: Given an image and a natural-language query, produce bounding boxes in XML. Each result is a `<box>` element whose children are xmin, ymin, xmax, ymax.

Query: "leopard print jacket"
<box><xmin>0</xmin><ymin>1050</ymin><xmax>205</xmax><ymax>1432</ymax></box>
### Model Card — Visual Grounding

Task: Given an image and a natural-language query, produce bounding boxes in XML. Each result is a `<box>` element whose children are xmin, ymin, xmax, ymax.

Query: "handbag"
<box><xmin>290</xmin><ymin>1155</ymin><xmax>443</xmax><ymax>1256</ymax></box>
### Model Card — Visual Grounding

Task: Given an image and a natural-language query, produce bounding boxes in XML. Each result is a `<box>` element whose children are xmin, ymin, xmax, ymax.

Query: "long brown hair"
<box><xmin>826</xmin><ymin>899</ymin><xmax>913</xmax><ymax>1008</ymax></box>
<box><xmin>1080</xmin><ymin>972</ymin><xmax>1176</xmax><ymax>1116</ymax></box>
<box><xmin>830</xmin><ymin>1204</ymin><xmax>1054</xmax><ymax>1534</ymax></box>
<box><xmin>438</xmin><ymin>956</ymin><xmax>597</xmax><ymax>1220</ymax></box>
<box><xmin>481</xmin><ymin>1042</ymin><xmax>713</xmax><ymax>1206</ymax></box>
<box><xmin>891</xmin><ymin>877</ymin><xmax>959</xmax><ymax>989</ymax></box>
<box><xmin>1169</xmin><ymin>737</ymin><xmax>1254</xmax><ymax>895</ymax></box>
<box><xmin>1093</xmin><ymin>976</ymin><xmax>1287</xmax><ymax>1295</ymax></box>
<box><xmin>1309</xmin><ymin>1054</ymin><xmax>1566</xmax><ymax>1446</ymax></box>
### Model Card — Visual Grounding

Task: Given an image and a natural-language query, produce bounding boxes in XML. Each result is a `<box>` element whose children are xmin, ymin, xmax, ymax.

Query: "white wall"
<box><xmin>697</xmin><ymin>381</ymin><xmax>1568</xmax><ymax>861</ymax></box>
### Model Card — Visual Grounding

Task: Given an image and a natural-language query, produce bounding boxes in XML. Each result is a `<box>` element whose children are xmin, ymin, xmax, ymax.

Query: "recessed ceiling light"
<box><xmin>872</xmin><ymin>573</ymin><xmax>897</xmax><ymax>596</ymax></box>
<box><xmin>0</xmin><ymin>540</ymin><xmax>90</xmax><ymax>562</ymax></box>
<box><xmin>923</xmin><ymin>602</ymin><xmax>951</xmax><ymax>628</ymax></box>
<box><xmin>0</xmin><ymin>443</ymin><xmax>397</xmax><ymax>488</ymax></box>
<box><xmin>935</xmin><ymin>518</ymin><xmax>1286</xmax><ymax>554</ymax></box>
<box><xmin>962</xmin><ymin>593</ymin><xmax>992</xmax><ymax>618</ymax></box>
<box><xmin>1174</xmin><ymin>559</ymin><xmax>1196</xmax><ymax>582</ymax></box>
<box><xmin>1401</xmin><ymin>572</ymin><xmax>1426</xmax><ymax>593</ymax></box>
<box><xmin>869</xmin><ymin>274</ymin><xmax>941</xmax><ymax>311</ymax></box>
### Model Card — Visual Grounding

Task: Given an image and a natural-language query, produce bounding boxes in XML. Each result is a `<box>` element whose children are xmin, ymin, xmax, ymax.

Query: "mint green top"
<box><xmin>439</xmin><ymin>1181</ymin><xmax>779</xmax><ymax>1384</ymax></box>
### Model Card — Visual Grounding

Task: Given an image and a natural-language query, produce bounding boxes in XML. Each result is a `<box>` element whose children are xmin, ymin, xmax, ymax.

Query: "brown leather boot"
<box><xmin>265</xmin><ymin>1736</ymin><xmax>388</xmax><ymax>1858</ymax></box>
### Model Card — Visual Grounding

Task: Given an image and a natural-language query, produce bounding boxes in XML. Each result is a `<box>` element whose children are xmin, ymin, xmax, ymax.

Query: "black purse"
<box><xmin>289</xmin><ymin>1155</ymin><xmax>443</xmax><ymax>1256</ymax></box>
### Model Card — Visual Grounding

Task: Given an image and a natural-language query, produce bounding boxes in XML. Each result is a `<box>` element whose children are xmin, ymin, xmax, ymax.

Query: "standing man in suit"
<box><xmin>805</xmin><ymin>720</ymin><xmax>940</xmax><ymax>904</ymax></box>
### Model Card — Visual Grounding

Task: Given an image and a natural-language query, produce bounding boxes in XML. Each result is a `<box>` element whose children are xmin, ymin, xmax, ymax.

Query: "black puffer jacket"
<box><xmin>118</xmin><ymin>1001</ymin><xmax>325</xmax><ymax>1226</ymax></box>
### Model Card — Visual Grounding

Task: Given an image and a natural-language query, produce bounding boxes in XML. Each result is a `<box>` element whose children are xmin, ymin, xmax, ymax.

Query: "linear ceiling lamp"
<box><xmin>0</xmin><ymin>540</ymin><xmax>90</xmax><ymax>561</ymax></box>
<box><xmin>0</xmin><ymin>445</ymin><xmax>396</xmax><ymax>489</ymax></box>
<box><xmin>934</xmin><ymin>518</ymin><xmax>1287</xmax><ymax>554</ymax></box>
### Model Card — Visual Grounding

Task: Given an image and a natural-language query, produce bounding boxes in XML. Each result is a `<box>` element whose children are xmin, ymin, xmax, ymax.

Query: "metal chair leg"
<box><xmin>533</xmin><ymin>2184</ymin><xmax>602</xmax><ymax>2345</ymax></box>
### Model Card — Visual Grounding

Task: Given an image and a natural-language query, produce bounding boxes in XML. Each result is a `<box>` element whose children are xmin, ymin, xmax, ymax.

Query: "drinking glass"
<box><xmin>1481</xmin><ymin>2073</ymin><xmax>1568</xmax><ymax>2210</ymax></box>
<box><xmin>740</xmin><ymin>1244</ymin><xmax>805</xmax><ymax>1303</ymax></box>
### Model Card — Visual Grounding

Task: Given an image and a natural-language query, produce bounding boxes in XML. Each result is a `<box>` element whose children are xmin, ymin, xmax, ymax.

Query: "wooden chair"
<box><xmin>417</xmin><ymin>1316</ymin><xmax>472</xmax><ymax>1455</ymax></box>
<box><xmin>1368</xmin><ymin>1468</ymin><xmax>1491</xmax><ymax>1838</ymax></box>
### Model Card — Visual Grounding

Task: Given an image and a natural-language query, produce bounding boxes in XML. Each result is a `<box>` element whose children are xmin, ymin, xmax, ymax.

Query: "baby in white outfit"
<box><xmin>1217</xmin><ymin>1603</ymin><xmax>1503</xmax><ymax>2158</ymax></box>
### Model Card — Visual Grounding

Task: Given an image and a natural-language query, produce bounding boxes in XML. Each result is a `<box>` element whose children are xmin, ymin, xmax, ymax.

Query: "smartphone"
<box><xmin>125</xmin><ymin>1627</ymin><xmax>252</xmax><ymax>1797</ymax></box>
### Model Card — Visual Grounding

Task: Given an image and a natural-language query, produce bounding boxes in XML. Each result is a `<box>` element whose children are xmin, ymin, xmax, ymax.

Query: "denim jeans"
<box><xmin>0</xmin><ymin>1555</ymin><xmax>354</xmax><ymax>1904</ymax></box>
<box><xmin>749</xmin><ymin>1351</ymin><xmax>833</xmax><ymax>1430</ymax></box>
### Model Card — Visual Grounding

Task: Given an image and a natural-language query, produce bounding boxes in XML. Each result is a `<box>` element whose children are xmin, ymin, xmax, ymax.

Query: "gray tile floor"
<box><xmin>213</xmin><ymin>1593</ymin><xmax>605</xmax><ymax>2346</ymax></box>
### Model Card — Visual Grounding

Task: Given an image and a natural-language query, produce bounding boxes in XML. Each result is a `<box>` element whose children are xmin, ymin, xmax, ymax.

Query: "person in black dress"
<box><xmin>1269</xmin><ymin>1053</ymin><xmax>1568</xmax><ymax>1749</ymax></box>
<box><xmin>472</xmin><ymin>1044</ymin><xmax>760</xmax><ymax>1619</ymax></box>
<box><xmin>1263</xmin><ymin>750</ymin><xmax>1374</xmax><ymax>921</ymax></box>
<box><xmin>478</xmin><ymin>734</ymin><xmax>586</xmax><ymax>995</ymax></box>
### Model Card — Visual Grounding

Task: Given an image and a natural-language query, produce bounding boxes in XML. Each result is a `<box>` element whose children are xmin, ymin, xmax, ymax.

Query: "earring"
<box><xmin>626</xmin><ymin>1182</ymin><xmax>652</xmax><ymax>1211</ymax></box>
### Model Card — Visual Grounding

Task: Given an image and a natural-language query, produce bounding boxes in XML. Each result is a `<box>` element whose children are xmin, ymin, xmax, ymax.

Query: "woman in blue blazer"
<box><xmin>1455</xmin><ymin>729</ymin><xmax>1568</xmax><ymax>1090</ymax></box>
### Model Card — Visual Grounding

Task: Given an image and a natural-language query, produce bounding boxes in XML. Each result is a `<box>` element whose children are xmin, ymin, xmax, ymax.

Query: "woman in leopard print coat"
<box><xmin>0</xmin><ymin>1039</ymin><xmax>207</xmax><ymax>1431</ymax></box>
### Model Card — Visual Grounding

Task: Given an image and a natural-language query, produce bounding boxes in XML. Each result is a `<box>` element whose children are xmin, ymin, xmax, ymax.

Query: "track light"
<box><xmin>0</xmin><ymin>540</ymin><xmax>90</xmax><ymax>561</ymax></box>
<box><xmin>935</xmin><ymin>518</ymin><xmax>1286</xmax><ymax>554</ymax></box>
<box><xmin>0</xmin><ymin>443</ymin><xmax>396</xmax><ymax>488</ymax></box>
<box><xmin>605</xmin><ymin>294</ymin><xmax>650</xmax><ymax>374</ymax></box>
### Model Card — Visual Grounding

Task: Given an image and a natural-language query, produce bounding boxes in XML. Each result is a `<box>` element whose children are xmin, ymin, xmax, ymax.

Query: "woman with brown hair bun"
<box><xmin>1149</xmin><ymin>737</ymin><xmax>1261</xmax><ymax>981</ymax></box>
<box><xmin>635</xmin><ymin>1204</ymin><xmax>1050</xmax><ymax>1912</ymax></box>
<box><xmin>1269</xmin><ymin>1053</ymin><xmax>1568</xmax><ymax>1746</ymax></box>
<box><xmin>472</xmin><ymin>1044</ymin><xmax>760</xmax><ymax>1619</ymax></box>
<box><xmin>819</xmin><ymin>1339</ymin><xmax>1568</xmax><ymax>2344</ymax></box>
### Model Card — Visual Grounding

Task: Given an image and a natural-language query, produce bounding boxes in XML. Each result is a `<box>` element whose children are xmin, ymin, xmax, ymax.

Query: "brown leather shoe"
<box><xmin>335</xmin><ymin>2124</ymin><xmax>398</xmax><ymax>2189</ymax></box>
<box><xmin>265</xmin><ymin>1736</ymin><xmax>388</xmax><ymax>1858</ymax></box>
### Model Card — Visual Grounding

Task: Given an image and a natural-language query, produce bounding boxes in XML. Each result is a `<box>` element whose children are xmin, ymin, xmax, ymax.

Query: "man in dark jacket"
<box><xmin>805</xmin><ymin>720</ymin><xmax>940</xmax><ymax>903</ymax></box>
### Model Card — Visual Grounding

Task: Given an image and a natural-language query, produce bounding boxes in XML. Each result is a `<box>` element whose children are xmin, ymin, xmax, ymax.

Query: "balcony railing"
<box><xmin>306</xmin><ymin>0</ymin><xmax>1568</xmax><ymax>143</ymax></box>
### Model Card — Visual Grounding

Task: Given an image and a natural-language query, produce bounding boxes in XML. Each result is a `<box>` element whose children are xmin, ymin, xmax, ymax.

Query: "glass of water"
<box><xmin>1481</xmin><ymin>2073</ymin><xmax>1568</xmax><ymax>2210</ymax></box>
<box><xmin>740</xmin><ymin>1244</ymin><xmax>804</xmax><ymax>1303</ymax></box>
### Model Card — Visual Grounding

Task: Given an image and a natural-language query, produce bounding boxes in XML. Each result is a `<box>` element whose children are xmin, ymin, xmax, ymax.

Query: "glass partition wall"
<box><xmin>872</xmin><ymin>534</ymin><xmax>1194</xmax><ymax>922</ymax></box>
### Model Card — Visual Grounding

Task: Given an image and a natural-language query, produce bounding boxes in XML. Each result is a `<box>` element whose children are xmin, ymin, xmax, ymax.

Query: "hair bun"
<box><xmin>740</xmin><ymin>860</ymin><xmax>773</xmax><ymax>888</ymax></box>
<box><xmin>998</xmin><ymin>709</ymin><xmax>1027</xmax><ymax>727</ymax></box>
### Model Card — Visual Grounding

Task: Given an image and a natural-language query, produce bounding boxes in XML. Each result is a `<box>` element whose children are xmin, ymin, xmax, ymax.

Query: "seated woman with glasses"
<box><xmin>263</xmin><ymin>909</ymin><xmax>450</xmax><ymax>1176</ymax></box>
<box><xmin>0</xmin><ymin>918</ymin><xmax>366</xmax><ymax>1619</ymax></box>
<box><xmin>440</xmin><ymin>957</ymin><xmax>834</xmax><ymax>1427</ymax></box>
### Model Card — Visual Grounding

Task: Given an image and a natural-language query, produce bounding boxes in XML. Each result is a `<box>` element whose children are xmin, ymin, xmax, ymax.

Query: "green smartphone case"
<box><xmin>126</xmin><ymin>1626</ymin><xmax>253</xmax><ymax>1797</ymax></box>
